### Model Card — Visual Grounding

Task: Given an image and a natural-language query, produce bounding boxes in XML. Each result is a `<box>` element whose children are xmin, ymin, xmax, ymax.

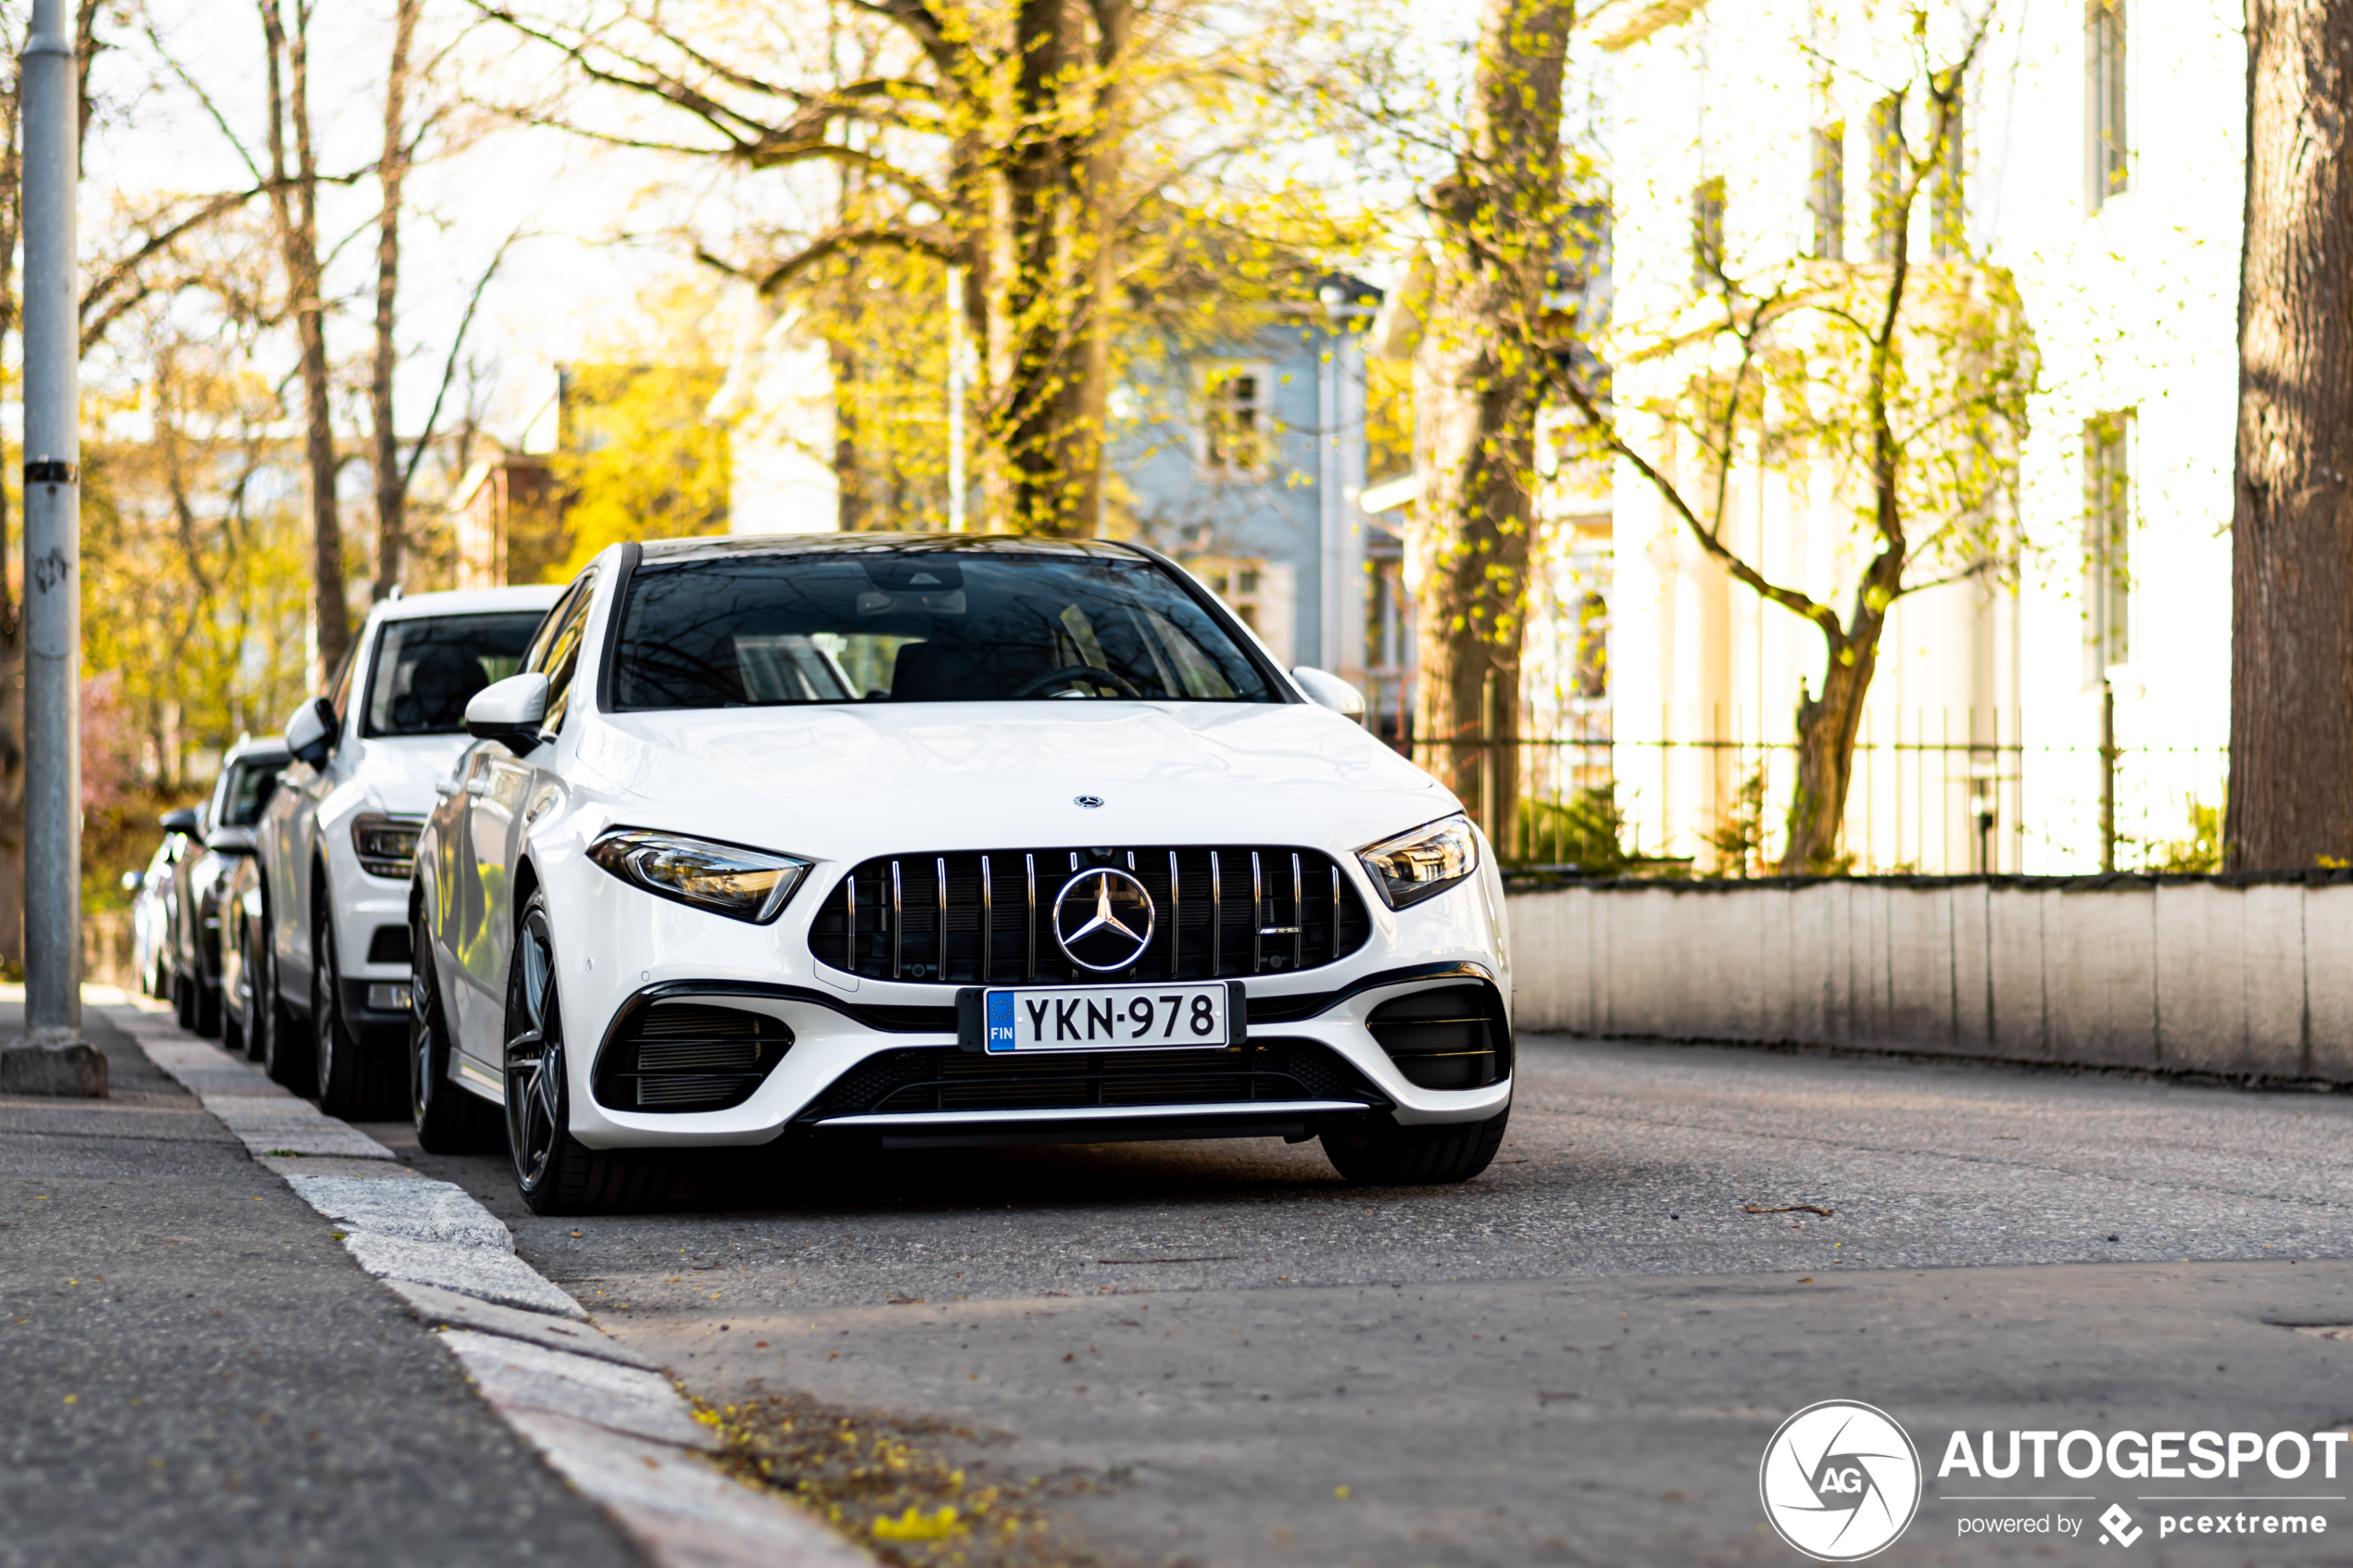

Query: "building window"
<box><xmin>2083</xmin><ymin>411</ymin><xmax>2133</xmax><ymax>680</ymax></box>
<box><xmin>1691</xmin><ymin>175</ymin><xmax>1727</xmax><ymax>289</ymax></box>
<box><xmin>1869</xmin><ymin>94</ymin><xmax>1906</xmax><ymax>262</ymax></box>
<box><xmin>2085</xmin><ymin>0</ymin><xmax>2129</xmax><ymax>210</ymax></box>
<box><xmin>1809</xmin><ymin>122</ymin><xmax>1845</xmax><ymax>260</ymax></box>
<box><xmin>1196</xmin><ymin>363</ymin><xmax>1272</xmax><ymax>480</ymax></box>
<box><xmin>1189</xmin><ymin>555</ymin><xmax>1295</xmax><ymax>663</ymax></box>
<box><xmin>1931</xmin><ymin>67</ymin><xmax>1966</xmax><ymax>257</ymax></box>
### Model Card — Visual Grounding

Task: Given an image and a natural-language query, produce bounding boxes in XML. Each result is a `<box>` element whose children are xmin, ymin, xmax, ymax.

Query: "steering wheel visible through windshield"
<box><xmin>610</xmin><ymin>549</ymin><xmax>1277</xmax><ymax>709</ymax></box>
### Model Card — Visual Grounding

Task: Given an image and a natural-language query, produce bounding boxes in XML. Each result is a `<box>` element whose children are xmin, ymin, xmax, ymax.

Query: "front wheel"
<box><xmin>314</xmin><ymin>909</ymin><xmax>397</xmax><ymax>1119</ymax></box>
<box><xmin>505</xmin><ymin>892</ymin><xmax>665</xmax><ymax>1216</ymax></box>
<box><xmin>411</xmin><ymin>921</ymin><xmax>499</xmax><ymax>1153</ymax></box>
<box><xmin>258</xmin><ymin>915</ymin><xmax>315</xmax><ymax>1093</ymax></box>
<box><xmin>1321</xmin><ymin>1108</ymin><xmax>1510</xmax><ymax>1185</ymax></box>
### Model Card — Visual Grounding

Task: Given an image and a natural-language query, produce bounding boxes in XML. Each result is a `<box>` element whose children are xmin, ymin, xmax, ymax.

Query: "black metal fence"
<box><xmin>1400</xmin><ymin>709</ymin><xmax>2227</xmax><ymax>876</ymax></box>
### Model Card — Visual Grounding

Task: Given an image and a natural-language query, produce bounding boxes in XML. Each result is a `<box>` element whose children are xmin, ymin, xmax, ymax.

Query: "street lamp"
<box><xmin>0</xmin><ymin>0</ymin><xmax>102</xmax><ymax>1096</ymax></box>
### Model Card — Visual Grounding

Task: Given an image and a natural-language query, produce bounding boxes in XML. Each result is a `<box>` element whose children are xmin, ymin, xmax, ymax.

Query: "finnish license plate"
<box><xmin>970</xmin><ymin>981</ymin><xmax>1237</xmax><ymax>1052</ymax></box>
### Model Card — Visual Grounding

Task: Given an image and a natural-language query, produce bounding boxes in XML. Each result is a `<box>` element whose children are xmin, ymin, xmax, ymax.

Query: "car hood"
<box><xmin>351</xmin><ymin>734</ymin><xmax>474</xmax><ymax>815</ymax></box>
<box><xmin>579</xmin><ymin>702</ymin><xmax>1453</xmax><ymax>857</ymax></box>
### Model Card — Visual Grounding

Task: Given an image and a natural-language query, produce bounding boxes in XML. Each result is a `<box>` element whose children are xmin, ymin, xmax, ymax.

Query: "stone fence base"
<box><xmin>1506</xmin><ymin>875</ymin><xmax>2353</xmax><ymax>1084</ymax></box>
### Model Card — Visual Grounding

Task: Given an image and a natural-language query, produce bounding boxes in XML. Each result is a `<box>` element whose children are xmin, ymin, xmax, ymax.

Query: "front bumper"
<box><xmin>534</xmin><ymin>822</ymin><xmax>1515</xmax><ymax>1152</ymax></box>
<box><xmin>558</xmin><ymin>962</ymin><xmax>1512</xmax><ymax>1152</ymax></box>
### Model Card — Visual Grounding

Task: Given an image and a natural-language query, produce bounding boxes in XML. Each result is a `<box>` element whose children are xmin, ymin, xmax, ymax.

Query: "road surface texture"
<box><xmin>1</xmin><ymin>1000</ymin><xmax>647</xmax><ymax>1568</ymax></box>
<box><xmin>372</xmin><ymin>1035</ymin><xmax>2353</xmax><ymax>1567</ymax></box>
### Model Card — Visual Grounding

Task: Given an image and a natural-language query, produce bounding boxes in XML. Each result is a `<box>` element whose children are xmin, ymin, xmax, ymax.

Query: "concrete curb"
<box><xmin>106</xmin><ymin>999</ymin><xmax>872</xmax><ymax>1568</ymax></box>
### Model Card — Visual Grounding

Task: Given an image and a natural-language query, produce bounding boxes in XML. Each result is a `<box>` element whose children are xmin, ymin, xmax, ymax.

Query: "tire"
<box><xmin>194</xmin><ymin>977</ymin><xmax>221</xmax><ymax>1039</ymax></box>
<box><xmin>1321</xmin><ymin>1108</ymin><xmax>1511</xmax><ymax>1185</ymax></box>
<box><xmin>259</xmin><ymin>913</ymin><xmax>316</xmax><ymax>1094</ymax></box>
<box><xmin>410</xmin><ymin>922</ymin><xmax>500</xmax><ymax>1154</ymax></box>
<box><xmin>505</xmin><ymin>891</ymin><xmax>665</xmax><ymax>1216</ymax></box>
<box><xmin>235</xmin><ymin>918</ymin><xmax>267</xmax><ymax>1062</ymax></box>
<box><xmin>221</xmin><ymin>991</ymin><xmax>246</xmax><ymax>1059</ymax></box>
<box><xmin>173</xmin><ymin>968</ymin><xmax>198</xmax><ymax>1031</ymax></box>
<box><xmin>313</xmin><ymin>907</ymin><xmax>398</xmax><ymax>1119</ymax></box>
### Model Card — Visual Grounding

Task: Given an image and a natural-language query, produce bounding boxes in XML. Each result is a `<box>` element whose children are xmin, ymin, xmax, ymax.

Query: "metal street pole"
<box><xmin>0</xmin><ymin>0</ymin><xmax>103</xmax><ymax>1097</ymax></box>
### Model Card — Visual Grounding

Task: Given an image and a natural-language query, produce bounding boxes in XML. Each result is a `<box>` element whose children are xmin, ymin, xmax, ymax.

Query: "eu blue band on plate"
<box><xmin>987</xmin><ymin>991</ymin><xmax>1016</xmax><ymax>1052</ymax></box>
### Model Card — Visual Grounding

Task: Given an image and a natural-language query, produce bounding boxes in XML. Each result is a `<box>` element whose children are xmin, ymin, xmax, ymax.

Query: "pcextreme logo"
<box><xmin>1759</xmin><ymin>1400</ymin><xmax>1925</xmax><ymax>1562</ymax></box>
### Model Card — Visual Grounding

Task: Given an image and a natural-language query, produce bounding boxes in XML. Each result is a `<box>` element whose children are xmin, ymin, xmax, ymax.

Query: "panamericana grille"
<box><xmin>806</xmin><ymin>846</ymin><xmax>1372</xmax><ymax>985</ymax></box>
<box><xmin>592</xmin><ymin>1001</ymin><xmax>793</xmax><ymax>1113</ymax></box>
<box><xmin>795</xmin><ymin>1038</ymin><xmax>1387</xmax><ymax>1122</ymax></box>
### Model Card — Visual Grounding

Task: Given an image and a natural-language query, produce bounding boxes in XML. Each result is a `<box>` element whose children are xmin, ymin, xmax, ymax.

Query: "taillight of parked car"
<box><xmin>352</xmin><ymin>814</ymin><xmax>423</xmax><ymax>879</ymax></box>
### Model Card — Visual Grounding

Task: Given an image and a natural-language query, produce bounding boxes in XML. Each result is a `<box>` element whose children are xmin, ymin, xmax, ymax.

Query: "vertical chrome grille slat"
<box><xmin>1024</xmin><ymin>853</ymin><xmax>1038</xmax><ymax>982</ymax></box>
<box><xmin>935</xmin><ymin>856</ymin><xmax>948</xmax><ymax>980</ymax></box>
<box><xmin>1209</xmin><ymin>850</ymin><xmax>1223</xmax><ymax>975</ymax></box>
<box><xmin>980</xmin><ymin>855</ymin><xmax>994</xmax><ymax>984</ymax></box>
<box><xmin>889</xmin><ymin>859</ymin><xmax>903</xmax><ymax>981</ymax></box>
<box><xmin>1291</xmin><ymin>852</ymin><xmax>1303</xmax><ymax>971</ymax></box>
<box><xmin>1250</xmin><ymin>850</ymin><xmax>1263</xmax><ymax>975</ymax></box>
<box><xmin>1167</xmin><ymin>850</ymin><xmax>1181</xmax><ymax>981</ymax></box>
<box><xmin>843</xmin><ymin>870</ymin><xmax>857</xmax><ymax>971</ymax></box>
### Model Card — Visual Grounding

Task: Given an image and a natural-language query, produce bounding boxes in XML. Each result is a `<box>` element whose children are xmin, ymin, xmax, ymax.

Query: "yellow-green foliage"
<box><xmin>549</xmin><ymin>282</ymin><xmax>733</xmax><ymax>579</ymax></box>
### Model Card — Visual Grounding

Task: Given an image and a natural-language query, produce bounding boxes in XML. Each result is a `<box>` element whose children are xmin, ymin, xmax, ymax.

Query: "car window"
<box><xmin>610</xmin><ymin>553</ymin><xmax>1274</xmax><ymax>709</ymax></box>
<box><xmin>528</xmin><ymin>571</ymin><xmax>598</xmax><ymax>734</ymax></box>
<box><xmin>361</xmin><ymin>613</ymin><xmax>548</xmax><ymax>738</ymax></box>
<box><xmin>214</xmin><ymin>761</ymin><xmax>283</xmax><ymax>827</ymax></box>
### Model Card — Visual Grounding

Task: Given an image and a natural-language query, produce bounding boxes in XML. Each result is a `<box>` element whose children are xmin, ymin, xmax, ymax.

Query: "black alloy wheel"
<box><xmin>258</xmin><ymin>912</ymin><xmax>315</xmax><ymax>1092</ymax></box>
<box><xmin>504</xmin><ymin>891</ymin><xmax>664</xmax><ymax>1215</ymax></box>
<box><xmin>1320</xmin><ymin>1107</ymin><xmax>1511</xmax><ymax>1185</ymax></box>
<box><xmin>313</xmin><ymin>904</ymin><xmax>396</xmax><ymax>1118</ymax></box>
<box><xmin>410</xmin><ymin>911</ymin><xmax>499</xmax><ymax>1153</ymax></box>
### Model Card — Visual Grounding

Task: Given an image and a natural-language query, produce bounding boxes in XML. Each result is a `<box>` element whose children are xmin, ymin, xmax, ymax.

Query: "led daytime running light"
<box><xmin>587</xmin><ymin>829</ymin><xmax>812</xmax><ymax>924</ymax></box>
<box><xmin>1356</xmin><ymin>813</ymin><xmax>1480</xmax><ymax>910</ymax></box>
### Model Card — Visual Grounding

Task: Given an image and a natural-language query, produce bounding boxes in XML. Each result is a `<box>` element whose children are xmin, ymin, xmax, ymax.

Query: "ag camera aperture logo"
<box><xmin>1761</xmin><ymin>1400</ymin><xmax>1923</xmax><ymax>1561</ymax></box>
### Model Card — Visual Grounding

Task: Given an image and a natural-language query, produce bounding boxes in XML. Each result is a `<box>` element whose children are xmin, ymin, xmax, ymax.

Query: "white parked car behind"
<box><xmin>411</xmin><ymin>535</ymin><xmax>1513</xmax><ymax>1214</ymax></box>
<box><xmin>256</xmin><ymin>585</ymin><xmax>563</xmax><ymax>1115</ymax></box>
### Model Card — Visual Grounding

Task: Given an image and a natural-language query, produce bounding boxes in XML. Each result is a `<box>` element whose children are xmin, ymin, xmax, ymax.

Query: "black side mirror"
<box><xmin>283</xmin><ymin>695</ymin><xmax>338</xmax><ymax>767</ymax></box>
<box><xmin>158</xmin><ymin>807</ymin><xmax>201</xmax><ymax>836</ymax></box>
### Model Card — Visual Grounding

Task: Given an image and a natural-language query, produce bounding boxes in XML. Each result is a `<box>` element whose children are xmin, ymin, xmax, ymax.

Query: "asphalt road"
<box><xmin>373</xmin><ymin>1035</ymin><xmax>2353</xmax><ymax>1567</ymax></box>
<box><xmin>1</xmin><ymin>1003</ymin><xmax>646</xmax><ymax>1568</ymax></box>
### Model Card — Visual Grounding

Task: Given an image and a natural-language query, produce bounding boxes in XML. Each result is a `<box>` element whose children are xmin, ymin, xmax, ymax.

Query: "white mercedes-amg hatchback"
<box><xmin>410</xmin><ymin>534</ymin><xmax>1513</xmax><ymax>1214</ymax></box>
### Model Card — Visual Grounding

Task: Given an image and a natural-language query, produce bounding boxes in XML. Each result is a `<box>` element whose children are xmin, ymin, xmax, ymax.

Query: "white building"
<box><xmin>1591</xmin><ymin>0</ymin><xmax>2240</xmax><ymax>872</ymax></box>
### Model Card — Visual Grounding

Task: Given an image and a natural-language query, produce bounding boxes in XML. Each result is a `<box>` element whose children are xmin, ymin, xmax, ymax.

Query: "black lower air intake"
<box><xmin>1365</xmin><ymin>983</ymin><xmax>1512</xmax><ymax>1090</ymax></box>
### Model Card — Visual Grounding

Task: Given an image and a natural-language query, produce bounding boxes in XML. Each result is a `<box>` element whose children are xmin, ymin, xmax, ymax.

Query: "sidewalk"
<box><xmin>0</xmin><ymin>997</ymin><xmax>647</xmax><ymax>1568</ymax></box>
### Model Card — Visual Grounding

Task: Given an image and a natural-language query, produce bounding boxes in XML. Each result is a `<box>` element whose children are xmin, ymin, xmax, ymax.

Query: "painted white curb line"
<box><xmin>107</xmin><ymin>1000</ymin><xmax>872</xmax><ymax>1568</ymax></box>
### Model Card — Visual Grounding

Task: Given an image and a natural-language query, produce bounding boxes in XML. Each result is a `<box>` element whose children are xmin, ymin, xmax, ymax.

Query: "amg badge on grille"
<box><xmin>1051</xmin><ymin>867</ymin><xmax>1155</xmax><ymax>971</ymax></box>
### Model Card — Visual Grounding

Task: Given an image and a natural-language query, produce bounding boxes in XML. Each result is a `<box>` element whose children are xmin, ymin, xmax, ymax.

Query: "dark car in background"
<box><xmin>169</xmin><ymin>737</ymin><xmax>290</xmax><ymax>1036</ymax></box>
<box><xmin>129</xmin><ymin>808</ymin><xmax>203</xmax><ymax>1001</ymax></box>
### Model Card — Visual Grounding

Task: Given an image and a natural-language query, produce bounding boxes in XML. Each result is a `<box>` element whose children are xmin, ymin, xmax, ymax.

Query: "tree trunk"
<box><xmin>370</xmin><ymin>0</ymin><xmax>420</xmax><ymax>600</ymax></box>
<box><xmin>1408</xmin><ymin>0</ymin><xmax>1572</xmax><ymax>859</ymax></box>
<box><xmin>261</xmin><ymin>0</ymin><xmax>347</xmax><ymax>686</ymax></box>
<box><xmin>2226</xmin><ymin>0</ymin><xmax>2353</xmax><ymax>871</ymax></box>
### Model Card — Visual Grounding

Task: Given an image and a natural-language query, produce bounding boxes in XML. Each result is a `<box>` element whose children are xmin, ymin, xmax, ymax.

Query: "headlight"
<box><xmin>352</xmin><ymin>814</ymin><xmax>422</xmax><ymax>879</ymax></box>
<box><xmin>587</xmin><ymin>829</ymin><xmax>812</xmax><ymax>923</ymax></box>
<box><xmin>1356</xmin><ymin>813</ymin><xmax>1480</xmax><ymax>910</ymax></box>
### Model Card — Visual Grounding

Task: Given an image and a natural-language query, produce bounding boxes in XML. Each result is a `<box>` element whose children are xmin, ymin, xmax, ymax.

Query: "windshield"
<box><xmin>363</xmin><ymin>612</ymin><xmax>548</xmax><ymax>737</ymax></box>
<box><xmin>214</xmin><ymin>759</ymin><xmax>283</xmax><ymax>827</ymax></box>
<box><xmin>611</xmin><ymin>552</ymin><xmax>1276</xmax><ymax>709</ymax></box>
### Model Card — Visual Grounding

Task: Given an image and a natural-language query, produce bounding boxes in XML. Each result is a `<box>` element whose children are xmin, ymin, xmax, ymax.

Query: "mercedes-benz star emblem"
<box><xmin>1074</xmin><ymin>795</ymin><xmax>1104</xmax><ymax>809</ymax></box>
<box><xmin>1051</xmin><ymin>868</ymin><xmax>1156</xmax><ymax>972</ymax></box>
